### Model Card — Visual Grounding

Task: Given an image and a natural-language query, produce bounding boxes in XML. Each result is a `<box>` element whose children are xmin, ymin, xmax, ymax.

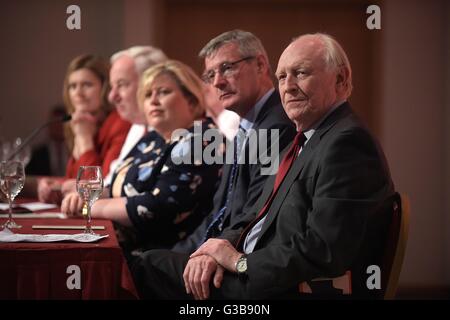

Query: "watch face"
<box><xmin>237</xmin><ymin>258</ymin><xmax>247</xmax><ymax>273</ymax></box>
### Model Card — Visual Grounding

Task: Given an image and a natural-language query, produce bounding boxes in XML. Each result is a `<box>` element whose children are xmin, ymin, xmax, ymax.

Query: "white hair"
<box><xmin>296</xmin><ymin>33</ymin><xmax>353</xmax><ymax>98</ymax></box>
<box><xmin>111</xmin><ymin>46</ymin><xmax>168</xmax><ymax>75</ymax></box>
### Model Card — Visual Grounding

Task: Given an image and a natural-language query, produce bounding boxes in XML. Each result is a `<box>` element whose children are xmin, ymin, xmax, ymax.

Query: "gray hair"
<box><xmin>294</xmin><ymin>33</ymin><xmax>353</xmax><ymax>97</ymax></box>
<box><xmin>111</xmin><ymin>46</ymin><xmax>168</xmax><ymax>75</ymax></box>
<box><xmin>199</xmin><ymin>29</ymin><xmax>270</xmax><ymax>65</ymax></box>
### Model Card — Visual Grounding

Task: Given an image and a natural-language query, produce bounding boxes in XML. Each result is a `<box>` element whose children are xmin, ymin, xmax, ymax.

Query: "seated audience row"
<box><xmin>130</xmin><ymin>30</ymin><xmax>394</xmax><ymax>300</ymax></box>
<box><xmin>28</xmin><ymin>29</ymin><xmax>395</xmax><ymax>300</ymax></box>
<box><xmin>62</xmin><ymin>60</ymin><xmax>224</xmax><ymax>258</ymax></box>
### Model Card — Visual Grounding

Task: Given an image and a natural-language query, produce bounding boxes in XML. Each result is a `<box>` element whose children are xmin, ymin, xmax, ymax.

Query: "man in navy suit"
<box><xmin>170</xmin><ymin>29</ymin><xmax>296</xmax><ymax>254</ymax></box>
<box><xmin>133</xmin><ymin>33</ymin><xmax>392</xmax><ymax>299</ymax></box>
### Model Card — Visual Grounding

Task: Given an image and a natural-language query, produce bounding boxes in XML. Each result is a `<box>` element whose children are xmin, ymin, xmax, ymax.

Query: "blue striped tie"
<box><xmin>201</xmin><ymin>126</ymin><xmax>246</xmax><ymax>243</ymax></box>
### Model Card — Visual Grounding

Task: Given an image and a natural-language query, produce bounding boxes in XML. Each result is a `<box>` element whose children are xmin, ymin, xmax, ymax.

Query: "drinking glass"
<box><xmin>12</xmin><ymin>137</ymin><xmax>31</xmax><ymax>167</ymax></box>
<box><xmin>0</xmin><ymin>138</ymin><xmax>31</xmax><ymax>167</ymax></box>
<box><xmin>0</xmin><ymin>160</ymin><xmax>25</xmax><ymax>229</ymax></box>
<box><xmin>76</xmin><ymin>166</ymin><xmax>103</xmax><ymax>235</ymax></box>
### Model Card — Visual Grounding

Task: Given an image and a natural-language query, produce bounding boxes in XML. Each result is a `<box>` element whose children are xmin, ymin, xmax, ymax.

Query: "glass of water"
<box><xmin>76</xmin><ymin>166</ymin><xmax>103</xmax><ymax>235</ymax></box>
<box><xmin>0</xmin><ymin>160</ymin><xmax>25</xmax><ymax>229</ymax></box>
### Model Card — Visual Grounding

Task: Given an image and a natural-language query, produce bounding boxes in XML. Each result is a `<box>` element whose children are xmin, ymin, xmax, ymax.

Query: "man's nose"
<box><xmin>108</xmin><ymin>88</ymin><xmax>119</xmax><ymax>104</ymax></box>
<box><xmin>212</xmin><ymin>72</ymin><xmax>227</xmax><ymax>89</ymax></box>
<box><xmin>284</xmin><ymin>74</ymin><xmax>299</xmax><ymax>93</ymax></box>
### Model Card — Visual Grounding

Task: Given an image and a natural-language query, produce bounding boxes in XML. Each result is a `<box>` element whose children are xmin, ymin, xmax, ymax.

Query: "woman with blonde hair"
<box><xmin>62</xmin><ymin>60</ymin><xmax>223</xmax><ymax>255</ymax></box>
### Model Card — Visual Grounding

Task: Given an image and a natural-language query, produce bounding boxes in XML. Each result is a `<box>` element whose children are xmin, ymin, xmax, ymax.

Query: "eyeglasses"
<box><xmin>202</xmin><ymin>56</ymin><xmax>255</xmax><ymax>84</ymax></box>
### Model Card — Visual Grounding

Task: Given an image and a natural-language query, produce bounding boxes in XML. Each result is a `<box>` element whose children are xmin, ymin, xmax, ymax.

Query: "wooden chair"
<box><xmin>298</xmin><ymin>192</ymin><xmax>410</xmax><ymax>299</ymax></box>
<box><xmin>382</xmin><ymin>192</ymin><xmax>410</xmax><ymax>299</ymax></box>
<box><xmin>298</xmin><ymin>271</ymin><xmax>352</xmax><ymax>295</ymax></box>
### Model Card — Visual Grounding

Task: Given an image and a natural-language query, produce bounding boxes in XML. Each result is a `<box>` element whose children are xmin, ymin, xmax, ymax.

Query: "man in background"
<box><xmin>103</xmin><ymin>46</ymin><xmax>168</xmax><ymax>187</ymax></box>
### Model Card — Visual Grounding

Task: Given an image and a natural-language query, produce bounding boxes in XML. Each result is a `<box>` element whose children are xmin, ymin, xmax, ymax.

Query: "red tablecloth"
<box><xmin>0</xmin><ymin>217</ymin><xmax>139</xmax><ymax>300</ymax></box>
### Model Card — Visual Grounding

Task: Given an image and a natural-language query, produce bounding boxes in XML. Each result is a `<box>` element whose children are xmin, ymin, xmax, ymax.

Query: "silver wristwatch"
<box><xmin>235</xmin><ymin>254</ymin><xmax>248</xmax><ymax>280</ymax></box>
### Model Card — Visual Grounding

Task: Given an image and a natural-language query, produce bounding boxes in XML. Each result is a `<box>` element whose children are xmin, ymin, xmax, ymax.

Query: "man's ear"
<box><xmin>255</xmin><ymin>55</ymin><xmax>267</xmax><ymax>74</ymax></box>
<box><xmin>336</xmin><ymin>65</ymin><xmax>350</xmax><ymax>88</ymax></box>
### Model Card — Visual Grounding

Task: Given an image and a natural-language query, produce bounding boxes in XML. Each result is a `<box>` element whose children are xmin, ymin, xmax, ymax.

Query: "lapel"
<box><xmin>233</xmin><ymin>90</ymin><xmax>281</xmax><ymax>188</ymax></box>
<box><xmin>253</xmin><ymin>90</ymin><xmax>281</xmax><ymax>126</ymax></box>
<box><xmin>255</xmin><ymin>103</ymin><xmax>353</xmax><ymax>245</ymax></box>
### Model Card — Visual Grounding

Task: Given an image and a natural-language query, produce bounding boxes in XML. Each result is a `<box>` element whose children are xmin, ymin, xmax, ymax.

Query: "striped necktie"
<box><xmin>201</xmin><ymin>126</ymin><xmax>246</xmax><ymax>243</ymax></box>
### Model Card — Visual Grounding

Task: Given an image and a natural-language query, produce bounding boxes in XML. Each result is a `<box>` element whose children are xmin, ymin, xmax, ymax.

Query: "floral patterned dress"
<box><xmin>110</xmin><ymin>118</ymin><xmax>224</xmax><ymax>254</ymax></box>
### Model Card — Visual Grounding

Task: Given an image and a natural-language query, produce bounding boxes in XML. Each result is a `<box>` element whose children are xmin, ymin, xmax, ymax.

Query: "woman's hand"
<box><xmin>61</xmin><ymin>191</ymin><xmax>84</xmax><ymax>217</ymax></box>
<box><xmin>37</xmin><ymin>177</ymin><xmax>63</xmax><ymax>204</ymax></box>
<box><xmin>61</xmin><ymin>179</ymin><xmax>77</xmax><ymax>196</ymax></box>
<box><xmin>70</xmin><ymin>110</ymin><xmax>98</xmax><ymax>158</ymax></box>
<box><xmin>70</xmin><ymin>110</ymin><xmax>98</xmax><ymax>137</ymax></box>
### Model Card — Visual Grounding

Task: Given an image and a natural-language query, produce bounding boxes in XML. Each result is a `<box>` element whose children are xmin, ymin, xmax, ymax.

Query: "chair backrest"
<box><xmin>298</xmin><ymin>271</ymin><xmax>352</xmax><ymax>295</ymax></box>
<box><xmin>382</xmin><ymin>192</ymin><xmax>410</xmax><ymax>299</ymax></box>
<box><xmin>298</xmin><ymin>192</ymin><xmax>410</xmax><ymax>299</ymax></box>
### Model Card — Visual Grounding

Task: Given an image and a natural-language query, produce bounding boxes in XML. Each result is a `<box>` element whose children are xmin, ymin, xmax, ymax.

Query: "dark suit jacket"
<box><xmin>172</xmin><ymin>90</ymin><xmax>296</xmax><ymax>254</ymax></box>
<box><xmin>214</xmin><ymin>102</ymin><xmax>395</xmax><ymax>299</ymax></box>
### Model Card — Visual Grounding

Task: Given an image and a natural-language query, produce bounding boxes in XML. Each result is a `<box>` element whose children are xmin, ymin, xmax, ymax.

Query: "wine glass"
<box><xmin>76</xmin><ymin>166</ymin><xmax>103</xmax><ymax>235</ymax></box>
<box><xmin>0</xmin><ymin>160</ymin><xmax>25</xmax><ymax>229</ymax></box>
<box><xmin>0</xmin><ymin>139</ymin><xmax>12</xmax><ymax>162</ymax></box>
<box><xmin>12</xmin><ymin>137</ymin><xmax>31</xmax><ymax>167</ymax></box>
<box><xmin>0</xmin><ymin>138</ymin><xmax>31</xmax><ymax>167</ymax></box>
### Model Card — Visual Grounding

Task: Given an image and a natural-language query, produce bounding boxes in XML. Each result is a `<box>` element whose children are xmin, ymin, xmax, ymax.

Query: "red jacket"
<box><xmin>65</xmin><ymin>109</ymin><xmax>131</xmax><ymax>179</ymax></box>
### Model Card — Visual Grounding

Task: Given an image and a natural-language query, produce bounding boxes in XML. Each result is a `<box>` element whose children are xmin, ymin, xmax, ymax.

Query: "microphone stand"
<box><xmin>7</xmin><ymin>115</ymin><xmax>71</xmax><ymax>161</ymax></box>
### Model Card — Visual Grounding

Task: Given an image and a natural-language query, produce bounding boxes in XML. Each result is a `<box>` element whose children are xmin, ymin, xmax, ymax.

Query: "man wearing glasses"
<box><xmin>170</xmin><ymin>29</ymin><xmax>295</xmax><ymax>254</ymax></box>
<box><xmin>132</xmin><ymin>29</ymin><xmax>295</xmax><ymax>297</ymax></box>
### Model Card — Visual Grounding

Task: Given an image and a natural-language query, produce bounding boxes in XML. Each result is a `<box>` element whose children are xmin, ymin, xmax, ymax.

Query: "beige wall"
<box><xmin>123</xmin><ymin>0</ymin><xmax>165</xmax><ymax>48</ymax></box>
<box><xmin>0</xmin><ymin>0</ymin><xmax>124</xmax><ymax>145</ymax></box>
<box><xmin>444</xmin><ymin>1</ymin><xmax>450</xmax><ymax>286</ymax></box>
<box><xmin>382</xmin><ymin>1</ymin><xmax>450</xmax><ymax>286</ymax></box>
<box><xmin>380</xmin><ymin>0</ymin><xmax>449</xmax><ymax>289</ymax></box>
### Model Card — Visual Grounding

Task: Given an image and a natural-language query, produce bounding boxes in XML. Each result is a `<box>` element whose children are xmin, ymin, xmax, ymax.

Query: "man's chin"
<box><xmin>286</xmin><ymin>109</ymin><xmax>305</xmax><ymax>123</ymax></box>
<box><xmin>117</xmin><ymin>109</ymin><xmax>131</xmax><ymax>122</ymax></box>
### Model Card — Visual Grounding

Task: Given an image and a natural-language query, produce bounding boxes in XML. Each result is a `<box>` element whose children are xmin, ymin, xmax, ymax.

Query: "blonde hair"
<box><xmin>62</xmin><ymin>54</ymin><xmax>112</xmax><ymax>152</ymax></box>
<box><xmin>137</xmin><ymin>60</ymin><xmax>206</xmax><ymax>120</ymax></box>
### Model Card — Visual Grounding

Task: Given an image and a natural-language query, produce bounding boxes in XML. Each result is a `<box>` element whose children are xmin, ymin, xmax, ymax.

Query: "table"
<box><xmin>0</xmin><ymin>217</ymin><xmax>139</xmax><ymax>300</ymax></box>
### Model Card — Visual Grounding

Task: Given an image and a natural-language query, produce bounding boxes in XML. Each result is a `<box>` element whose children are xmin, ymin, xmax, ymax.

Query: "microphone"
<box><xmin>7</xmin><ymin>114</ymin><xmax>72</xmax><ymax>161</ymax></box>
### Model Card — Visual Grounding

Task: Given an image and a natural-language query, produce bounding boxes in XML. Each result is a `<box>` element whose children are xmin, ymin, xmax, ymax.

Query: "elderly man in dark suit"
<box><xmin>132</xmin><ymin>33</ymin><xmax>394</xmax><ymax>300</ymax></box>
